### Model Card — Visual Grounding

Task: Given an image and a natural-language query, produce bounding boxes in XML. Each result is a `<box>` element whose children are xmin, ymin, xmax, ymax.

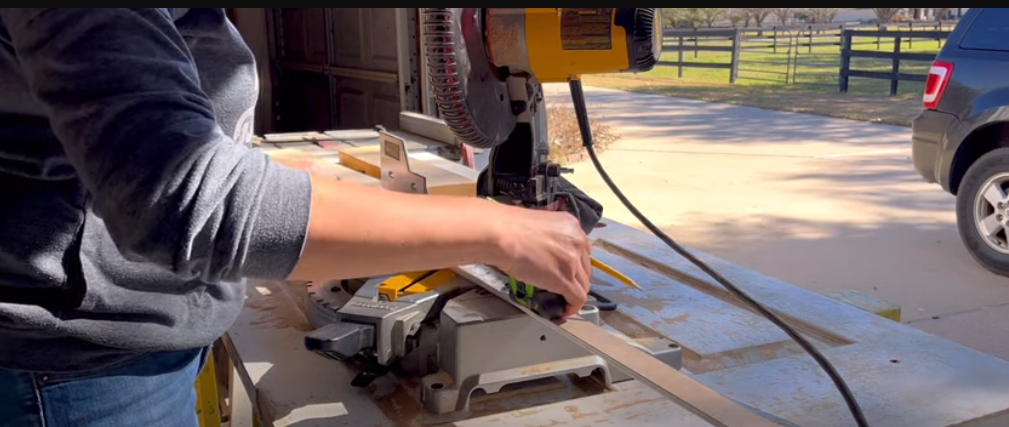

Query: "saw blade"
<box><xmin>422</xmin><ymin>8</ymin><xmax>516</xmax><ymax>149</ymax></box>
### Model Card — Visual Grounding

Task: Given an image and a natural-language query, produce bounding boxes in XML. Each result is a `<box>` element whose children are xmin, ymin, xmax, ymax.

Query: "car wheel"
<box><xmin>957</xmin><ymin>147</ymin><xmax>1009</xmax><ymax>277</ymax></box>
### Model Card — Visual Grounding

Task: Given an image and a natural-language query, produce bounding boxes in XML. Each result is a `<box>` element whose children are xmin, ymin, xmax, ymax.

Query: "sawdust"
<box><xmin>242</xmin><ymin>282</ymin><xmax>313</xmax><ymax>332</ymax></box>
<box><xmin>546</xmin><ymin>104</ymin><xmax>620</xmax><ymax>164</ymax></box>
<box><xmin>602</xmin><ymin>397</ymin><xmax>668</xmax><ymax>414</ymax></box>
<box><xmin>564</xmin><ymin>404</ymin><xmax>601</xmax><ymax>420</ymax></box>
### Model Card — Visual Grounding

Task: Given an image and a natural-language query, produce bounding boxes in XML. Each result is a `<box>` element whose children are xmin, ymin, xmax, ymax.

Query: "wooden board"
<box><xmin>454</xmin><ymin>264</ymin><xmax>785</xmax><ymax>427</ymax></box>
<box><xmin>337</xmin><ymin>143</ymin><xmax>478</xmax><ymax>197</ymax></box>
<box><xmin>454</xmin><ymin>380</ymin><xmax>720</xmax><ymax>427</ymax></box>
<box><xmin>225</xmin><ymin>279</ymin><xmax>713</xmax><ymax>427</ymax></box>
<box><xmin>336</xmin><ymin>146</ymin><xmax>384</xmax><ymax>178</ymax></box>
<box><xmin>587</xmin><ymin>219</ymin><xmax>1009</xmax><ymax>427</ymax></box>
<box><xmin>265</xmin><ymin>148</ymin><xmax>380</xmax><ymax>186</ymax></box>
<box><xmin>224</xmin><ymin>129</ymin><xmax>1009</xmax><ymax>427</ymax></box>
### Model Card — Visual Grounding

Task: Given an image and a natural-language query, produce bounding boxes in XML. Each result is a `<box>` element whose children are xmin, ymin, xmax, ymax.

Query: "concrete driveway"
<box><xmin>544</xmin><ymin>84</ymin><xmax>1009</xmax><ymax>360</ymax></box>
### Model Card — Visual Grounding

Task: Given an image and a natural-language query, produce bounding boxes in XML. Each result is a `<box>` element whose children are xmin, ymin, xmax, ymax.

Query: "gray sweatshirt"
<box><xmin>0</xmin><ymin>8</ymin><xmax>312</xmax><ymax>374</ymax></box>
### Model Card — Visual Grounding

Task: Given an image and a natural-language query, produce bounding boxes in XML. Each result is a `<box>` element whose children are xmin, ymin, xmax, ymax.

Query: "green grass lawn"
<box><xmin>584</xmin><ymin>26</ymin><xmax>950</xmax><ymax>126</ymax></box>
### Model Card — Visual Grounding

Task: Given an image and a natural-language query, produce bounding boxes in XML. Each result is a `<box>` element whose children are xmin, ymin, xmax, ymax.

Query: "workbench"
<box><xmin>219</xmin><ymin>124</ymin><xmax>1009</xmax><ymax>427</ymax></box>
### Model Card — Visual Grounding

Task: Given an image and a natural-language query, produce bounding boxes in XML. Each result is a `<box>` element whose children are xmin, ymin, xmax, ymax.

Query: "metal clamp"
<box><xmin>379</xmin><ymin>131</ymin><xmax>428</xmax><ymax>194</ymax></box>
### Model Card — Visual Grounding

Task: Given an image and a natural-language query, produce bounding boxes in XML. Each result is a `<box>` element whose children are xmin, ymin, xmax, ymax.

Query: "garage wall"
<box><xmin>230</xmin><ymin>8</ymin><xmax>423</xmax><ymax>134</ymax></box>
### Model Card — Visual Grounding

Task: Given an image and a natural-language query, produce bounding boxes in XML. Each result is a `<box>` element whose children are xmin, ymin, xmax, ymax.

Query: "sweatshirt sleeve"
<box><xmin>0</xmin><ymin>8</ymin><xmax>313</xmax><ymax>283</ymax></box>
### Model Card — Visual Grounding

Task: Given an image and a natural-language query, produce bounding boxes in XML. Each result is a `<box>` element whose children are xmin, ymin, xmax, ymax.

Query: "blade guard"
<box><xmin>422</xmin><ymin>8</ymin><xmax>516</xmax><ymax>149</ymax></box>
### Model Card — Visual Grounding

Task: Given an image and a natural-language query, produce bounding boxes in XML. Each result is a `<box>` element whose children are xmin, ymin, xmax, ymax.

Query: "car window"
<box><xmin>961</xmin><ymin>8</ymin><xmax>1009</xmax><ymax>52</ymax></box>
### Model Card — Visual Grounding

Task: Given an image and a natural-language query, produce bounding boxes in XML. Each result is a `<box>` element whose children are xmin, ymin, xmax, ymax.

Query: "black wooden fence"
<box><xmin>838</xmin><ymin>29</ymin><xmax>951</xmax><ymax>95</ymax></box>
<box><xmin>659</xmin><ymin>22</ymin><xmax>953</xmax><ymax>92</ymax></box>
<box><xmin>661</xmin><ymin>28</ymin><xmax>741</xmax><ymax>83</ymax></box>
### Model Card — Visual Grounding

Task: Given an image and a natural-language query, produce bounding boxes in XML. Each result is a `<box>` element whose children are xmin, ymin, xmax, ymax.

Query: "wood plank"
<box><xmin>337</xmin><ymin>146</ymin><xmax>384</xmax><ymax>178</ymax></box>
<box><xmin>454</xmin><ymin>264</ymin><xmax>786</xmax><ymax>427</ymax></box>
<box><xmin>455</xmin><ymin>380</ymin><xmax>719</xmax><ymax>426</ymax></box>
<box><xmin>587</xmin><ymin>219</ymin><xmax>1009</xmax><ymax>427</ymax></box>
<box><xmin>265</xmin><ymin>148</ymin><xmax>381</xmax><ymax>187</ymax></box>
<box><xmin>588</xmin><ymin>248</ymin><xmax>829</xmax><ymax>373</ymax></box>
<box><xmin>389</xmin><ymin>151</ymin><xmax>477</xmax><ymax>197</ymax></box>
<box><xmin>263</xmin><ymin>132</ymin><xmax>329</xmax><ymax>143</ymax></box>
<box><xmin>226</xmin><ymin>280</ymin><xmax>683</xmax><ymax>427</ymax></box>
<box><xmin>338</xmin><ymin>143</ymin><xmax>478</xmax><ymax>197</ymax></box>
<box><xmin>241</xmin><ymin>129</ymin><xmax>1009</xmax><ymax>426</ymax></box>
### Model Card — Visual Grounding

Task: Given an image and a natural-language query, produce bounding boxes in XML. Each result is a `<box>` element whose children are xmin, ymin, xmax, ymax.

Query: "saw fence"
<box><xmin>207</xmin><ymin>114</ymin><xmax>1009</xmax><ymax>427</ymax></box>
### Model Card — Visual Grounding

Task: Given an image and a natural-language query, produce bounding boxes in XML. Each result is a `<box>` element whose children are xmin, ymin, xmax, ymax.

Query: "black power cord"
<box><xmin>567</xmin><ymin>79</ymin><xmax>870</xmax><ymax>427</ymax></box>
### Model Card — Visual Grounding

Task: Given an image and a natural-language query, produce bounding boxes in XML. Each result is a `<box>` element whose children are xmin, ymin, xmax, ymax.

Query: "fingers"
<box><xmin>580</xmin><ymin>252</ymin><xmax>592</xmax><ymax>294</ymax></box>
<box><xmin>580</xmin><ymin>229</ymin><xmax>593</xmax><ymax>294</ymax></box>
<box><xmin>564</xmin><ymin>258</ymin><xmax>591</xmax><ymax>318</ymax></box>
<box><xmin>564</xmin><ymin>284</ymin><xmax>588</xmax><ymax>318</ymax></box>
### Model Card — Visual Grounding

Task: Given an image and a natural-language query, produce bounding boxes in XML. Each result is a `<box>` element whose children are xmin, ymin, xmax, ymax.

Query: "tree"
<box><xmin>741</xmin><ymin>8</ymin><xmax>773</xmax><ymax>27</ymax></box>
<box><xmin>804</xmin><ymin>8</ymin><xmax>842</xmax><ymax>24</ymax></box>
<box><xmin>661</xmin><ymin>8</ymin><xmax>681</xmax><ymax>28</ymax></box>
<box><xmin>870</xmin><ymin>8</ymin><xmax>903</xmax><ymax>24</ymax></box>
<box><xmin>772</xmin><ymin>8</ymin><xmax>793</xmax><ymax>25</ymax></box>
<box><xmin>727</xmin><ymin>9</ymin><xmax>746</xmax><ymax>27</ymax></box>
<box><xmin>661</xmin><ymin>8</ymin><xmax>703</xmax><ymax>29</ymax></box>
<box><xmin>934</xmin><ymin>8</ymin><xmax>952</xmax><ymax>21</ymax></box>
<box><xmin>694</xmin><ymin>8</ymin><xmax>725</xmax><ymax>28</ymax></box>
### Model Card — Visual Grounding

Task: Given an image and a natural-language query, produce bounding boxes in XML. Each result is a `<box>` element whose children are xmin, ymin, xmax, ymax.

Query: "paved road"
<box><xmin>543</xmin><ymin>84</ymin><xmax>1009</xmax><ymax>360</ymax></box>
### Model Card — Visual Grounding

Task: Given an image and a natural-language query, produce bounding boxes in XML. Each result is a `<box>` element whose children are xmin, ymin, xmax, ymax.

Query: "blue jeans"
<box><xmin>0</xmin><ymin>346</ymin><xmax>208</xmax><ymax>427</ymax></box>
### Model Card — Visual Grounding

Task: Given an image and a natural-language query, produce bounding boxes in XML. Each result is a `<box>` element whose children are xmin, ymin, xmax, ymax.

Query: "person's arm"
<box><xmin>2</xmin><ymin>8</ymin><xmax>311</xmax><ymax>282</ymax></box>
<box><xmin>289</xmin><ymin>176</ymin><xmax>517</xmax><ymax>281</ymax></box>
<box><xmin>0</xmin><ymin>8</ymin><xmax>517</xmax><ymax>283</ymax></box>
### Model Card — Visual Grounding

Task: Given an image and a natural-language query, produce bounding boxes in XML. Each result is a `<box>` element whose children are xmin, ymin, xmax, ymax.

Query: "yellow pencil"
<box><xmin>591</xmin><ymin>257</ymin><xmax>642</xmax><ymax>290</ymax></box>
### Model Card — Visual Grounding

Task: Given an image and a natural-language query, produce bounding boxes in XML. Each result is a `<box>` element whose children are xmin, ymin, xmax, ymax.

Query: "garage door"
<box><xmin>269</xmin><ymin>8</ymin><xmax>418</xmax><ymax>132</ymax></box>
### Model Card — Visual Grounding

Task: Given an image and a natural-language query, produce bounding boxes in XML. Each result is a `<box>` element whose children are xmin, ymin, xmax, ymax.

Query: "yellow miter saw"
<box><xmin>306</xmin><ymin>8</ymin><xmax>870</xmax><ymax>426</ymax></box>
<box><xmin>304</xmin><ymin>5</ymin><xmax>666</xmax><ymax>402</ymax></box>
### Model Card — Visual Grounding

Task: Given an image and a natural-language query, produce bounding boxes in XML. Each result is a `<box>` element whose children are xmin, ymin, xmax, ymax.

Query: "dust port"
<box><xmin>540</xmin><ymin>335</ymin><xmax>547</xmax><ymax>341</ymax></box>
<box><xmin>669</xmin><ymin>343</ymin><xmax>680</xmax><ymax>348</ymax></box>
<box><xmin>431</xmin><ymin>383</ymin><xmax>444</xmax><ymax>389</ymax></box>
<box><xmin>890</xmin><ymin>359</ymin><xmax>900</xmax><ymax>364</ymax></box>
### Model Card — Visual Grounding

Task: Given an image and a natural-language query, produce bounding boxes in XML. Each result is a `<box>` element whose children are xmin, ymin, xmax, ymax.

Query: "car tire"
<box><xmin>957</xmin><ymin>147</ymin><xmax>1009</xmax><ymax>277</ymax></box>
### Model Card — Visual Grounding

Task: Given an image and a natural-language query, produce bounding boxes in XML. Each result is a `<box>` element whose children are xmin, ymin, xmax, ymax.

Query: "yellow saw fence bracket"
<box><xmin>377</xmin><ymin>269</ymin><xmax>458</xmax><ymax>302</ymax></box>
<box><xmin>195</xmin><ymin>349</ymin><xmax>222</xmax><ymax>427</ymax></box>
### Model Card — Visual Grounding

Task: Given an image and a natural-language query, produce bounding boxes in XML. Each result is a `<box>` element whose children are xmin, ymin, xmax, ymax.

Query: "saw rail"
<box><xmin>454</xmin><ymin>264</ymin><xmax>787</xmax><ymax>427</ymax></box>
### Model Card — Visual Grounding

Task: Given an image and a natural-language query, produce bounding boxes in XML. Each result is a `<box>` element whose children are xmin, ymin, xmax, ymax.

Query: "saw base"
<box><xmin>305</xmin><ymin>281</ymin><xmax>682</xmax><ymax>415</ymax></box>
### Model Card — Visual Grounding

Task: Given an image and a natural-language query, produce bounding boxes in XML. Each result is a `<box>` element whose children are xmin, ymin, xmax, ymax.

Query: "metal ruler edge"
<box><xmin>453</xmin><ymin>264</ymin><xmax>788</xmax><ymax>427</ymax></box>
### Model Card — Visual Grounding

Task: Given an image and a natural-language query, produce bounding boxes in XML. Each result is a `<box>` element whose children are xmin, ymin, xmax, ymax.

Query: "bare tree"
<box><xmin>870</xmin><ymin>8</ymin><xmax>903</xmax><ymax>24</ymax></box>
<box><xmin>772</xmin><ymin>8</ymin><xmax>793</xmax><ymax>25</ymax></box>
<box><xmin>804</xmin><ymin>8</ymin><xmax>842</xmax><ymax>24</ymax></box>
<box><xmin>695</xmin><ymin>8</ymin><xmax>725</xmax><ymax>28</ymax></box>
<box><xmin>661</xmin><ymin>8</ymin><xmax>682</xmax><ymax>28</ymax></box>
<box><xmin>741</xmin><ymin>8</ymin><xmax>773</xmax><ymax>27</ymax></box>
<box><xmin>661</xmin><ymin>8</ymin><xmax>702</xmax><ymax>28</ymax></box>
<box><xmin>727</xmin><ymin>9</ymin><xmax>746</xmax><ymax>27</ymax></box>
<box><xmin>662</xmin><ymin>8</ymin><xmax>728</xmax><ymax>29</ymax></box>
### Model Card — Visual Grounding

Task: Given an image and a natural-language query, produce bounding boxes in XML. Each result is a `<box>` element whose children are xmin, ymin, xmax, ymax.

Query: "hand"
<box><xmin>491</xmin><ymin>206</ymin><xmax>593</xmax><ymax>318</ymax></box>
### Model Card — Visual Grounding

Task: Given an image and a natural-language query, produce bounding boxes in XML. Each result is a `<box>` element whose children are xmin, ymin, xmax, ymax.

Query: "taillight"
<box><xmin>923</xmin><ymin>60</ymin><xmax>954</xmax><ymax>110</ymax></box>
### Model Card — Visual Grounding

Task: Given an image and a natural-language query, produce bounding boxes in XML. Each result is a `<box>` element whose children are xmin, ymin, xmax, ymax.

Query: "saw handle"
<box><xmin>507</xmin><ymin>277</ymin><xmax>567</xmax><ymax>320</ymax></box>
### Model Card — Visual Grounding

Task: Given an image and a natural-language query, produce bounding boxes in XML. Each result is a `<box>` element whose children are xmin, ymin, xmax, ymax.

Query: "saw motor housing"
<box><xmin>423</xmin><ymin>8</ymin><xmax>660</xmax><ymax>210</ymax></box>
<box><xmin>485</xmin><ymin>8</ymin><xmax>663</xmax><ymax>83</ymax></box>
